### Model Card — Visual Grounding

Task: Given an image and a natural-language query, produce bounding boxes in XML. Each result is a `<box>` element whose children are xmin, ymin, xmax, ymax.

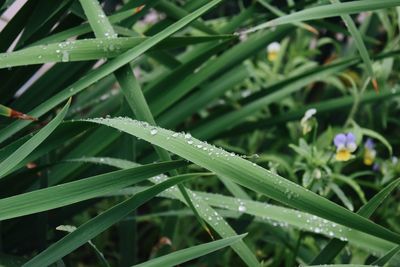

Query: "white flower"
<box><xmin>267</xmin><ymin>42</ymin><xmax>281</xmax><ymax>61</ymax></box>
<box><xmin>300</xmin><ymin>108</ymin><xmax>317</xmax><ymax>135</ymax></box>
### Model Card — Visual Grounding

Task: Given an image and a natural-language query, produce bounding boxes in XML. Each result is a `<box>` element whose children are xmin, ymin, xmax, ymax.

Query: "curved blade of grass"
<box><xmin>0</xmin><ymin>161</ymin><xmax>185</xmax><ymax>221</ymax></box>
<box><xmin>149</xmin><ymin>26</ymin><xmax>292</xmax><ymax>116</ymax></box>
<box><xmin>331</xmin><ymin>174</ymin><xmax>366</xmax><ymax>204</ymax></box>
<box><xmin>30</xmin><ymin>9</ymin><xmax>140</xmax><ymax>46</ymax></box>
<box><xmin>308</xmin><ymin>265</ymin><xmax>371</xmax><ymax>267</ymax></box>
<box><xmin>80</xmin><ymin>0</ymin><xmax>217</xmax><ymax>248</ymax></box>
<box><xmin>372</xmin><ymin>245</ymin><xmax>400</xmax><ymax>266</ymax></box>
<box><xmin>225</xmin><ymin>85</ymin><xmax>400</xmax><ymax>137</ymax></box>
<box><xmin>66</xmin><ymin>157</ymin><xmax>138</xmax><ymax>169</ymax></box>
<box><xmin>330</xmin><ymin>0</ymin><xmax>378</xmax><ymax>92</ymax></box>
<box><xmin>193</xmin><ymin>191</ymin><xmax>396</xmax><ymax>256</ymax></box>
<box><xmin>0</xmin><ymin>122</ymin><xmax>94</xmax><ymax>176</ymax></box>
<box><xmin>192</xmin><ymin>59</ymin><xmax>354</xmax><ymax>139</ymax></box>
<box><xmin>74</xmin><ymin>157</ymin><xmax>260</xmax><ymax>266</ymax></box>
<box><xmin>0</xmin><ymin>0</ymin><xmax>37</xmax><ymax>52</ymax></box>
<box><xmin>111</xmin><ymin>186</ymin><xmax>397</xmax><ymax>257</ymax></box>
<box><xmin>85</xmin><ymin>118</ymin><xmax>400</xmax><ymax>246</ymax></box>
<box><xmin>132</xmin><ymin>234</ymin><xmax>246</xmax><ymax>267</ymax></box>
<box><xmin>0</xmin><ymin>36</ymin><xmax>232</xmax><ymax>68</ymax></box>
<box><xmin>15</xmin><ymin>0</ymin><xmax>72</xmax><ymax>48</ymax></box>
<box><xmin>310</xmin><ymin>178</ymin><xmax>400</xmax><ymax>264</ymax></box>
<box><xmin>0</xmin><ymin>99</ymin><xmax>70</xmax><ymax>179</ymax></box>
<box><xmin>0</xmin><ymin>0</ymin><xmax>223</xmax><ymax>144</ymax></box>
<box><xmin>257</xmin><ymin>0</ymin><xmax>318</xmax><ymax>34</ymax></box>
<box><xmin>56</xmin><ymin>225</ymin><xmax>111</xmax><ymax>267</ymax></box>
<box><xmin>156</xmin><ymin>0</ymin><xmax>218</xmax><ymax>35</ymax></box>
<box><xmin>244</xmin><ymin>0</ymin><xmax>400</xmax><ymax>33</ymax></box>
<box><xmin>359</xmin><ymin>127</ymin><xmax>392</xmax><ymax>155</ymax></box>
<box><xmin>22</xmin><ymin>173</ymin><xmax>204</xmax><ymax>267</ymax></box>
<box><xmin>158</xmin><ymin>65</ymin><xmax>248</xmax><ymax>128</ymax></box>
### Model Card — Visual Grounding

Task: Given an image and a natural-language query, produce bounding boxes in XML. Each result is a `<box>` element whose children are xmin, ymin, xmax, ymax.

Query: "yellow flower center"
<box><xmin>335</xmin><ymin>148</ymin><xmax>352</xmax><ymax>161</ymax></box>
<box><xmin>268</xmin><ymin>51</ymin><xmax>278</xmax><ymax>61</ymax></box>
<box><xmin>363</xmin><ymin>149</ymin><xmax>375</xmax><ymax>166</ymax></box>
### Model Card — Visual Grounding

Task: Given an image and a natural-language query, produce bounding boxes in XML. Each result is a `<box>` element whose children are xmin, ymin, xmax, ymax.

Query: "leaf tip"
<box><xmin>10</xmin><ymin>109</ymin><xmax>38</xmax><ymax>121</ymax></box>
<box><xmin>372</xmin><ymin>78</ymin><xmax>379</xmax><ymax>94</ymax></box>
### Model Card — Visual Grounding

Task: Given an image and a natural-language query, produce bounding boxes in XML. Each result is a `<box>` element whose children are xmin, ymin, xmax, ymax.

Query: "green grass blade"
<box><xmin>108</xmin><ymin>186</ymin><xmax>396</xmax><ymax>257</ymax></box>
<box><xmin>22</xmin><ymin>173</ymin><xmax>201</xmax><ymax>267</ymax></box>
<box><xmin>310</xmin><ymin>178</ymin><xmax>400</xmax><ymax>264</ymax></box>
<box><xmin>156</xmin><ymin>0</ymin><xmax>218</xmax><ymax>35</ymax></box>
<box><xmin>257</xmin><ymin>0</ymin><xmax>318</xmax><ymax>34</ymax></box>
<box><xmin>80</xmin><ymin>0</ymin><xmax>217</xmax><ymax>246</ymax></box>
<box><xmin>0</xmin><ymin>99</ymin><xmax>70</xmax><ymax>179</ymax></box>
<box><xmin>0</xmin><ymin>0</ymin><xmax>223</xmax><ymax>144</ymax></box>
<box><xmin>0</xmin><ymin>104</ymin><xmax>36</xmax><ymax>121</ymax></box>
<box><xmin>85</xmin><ymin>118</ymin><xmax>400</xmax><ymax>246</ymax></box>
<box><xmin>76</xmin><ymin>158</ymin><xmax>260</xmax><ymax>266</ymax></box>
<box><xmin>372</xmin><ymin>245</ymin><xmax>400</xmax><ymax>266</ymax></box>
<box><xmin>331</xmin><ymin>0</ymin><xmax>377</xmax><ymax>92</ymax></box>
<box><xmin>30</xmin><ymin>9</ymin><xmax>139</xmax><ymax>46</ymax></box>
<box><xmin>245</xmin><ymin>0</ymin><xmax>400</xmax><ymax>33</ymax></box>
<box><xmin>192</xmin><ymin>59</ymin><xmax>354</xmax><ymax>139</ymax></box>
<box><xmin>0</xmin><ymin>161</ymin><xmax>185</xmax><ymax>220</ymax></box>
<box><xmin>149</xmin><ymin>26</ymin><xmax>292</xmax><ymax>116</ymax></box>
<box><xmin>0</xmin><ymin>36</ymin><xmax>231</xmax><ymax>68</ymax></box>
<box><xmin>308</xmin><ymin>265</ymin><xmax>371</xmax><ymax>267</ymax></box>
<box><xmin>132</xmin><ymin>234</ymin><xmax>246</xmax><ymax>267</ymax></box>
<box><xmin>194</xmin><ymin>191</ymin><xmax>395</xmax><ymax>256</ymax></box>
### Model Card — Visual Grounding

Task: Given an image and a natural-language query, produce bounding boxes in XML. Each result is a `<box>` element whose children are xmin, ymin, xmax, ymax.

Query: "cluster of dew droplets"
<box><xmin>189</xmin><ymin>192</ymin><xmax>228</xmax><ymax>233</ymax></box>
<box><xmin>55</xmin><ymin>40</ymin><xmax>76</xmax><ymax>62</ymax></box>
<box><xmin>88</xmin><ymin>117</ymin><xmax>354</xmax><ymax>241</ymax></box>
<box><xmin>303</xmin><ymin>215</ymin><xmax>349</xmax><ymax>241</ymax></box>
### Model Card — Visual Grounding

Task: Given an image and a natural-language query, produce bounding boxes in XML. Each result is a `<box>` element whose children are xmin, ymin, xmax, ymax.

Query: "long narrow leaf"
<box><xmin>0</xmin><ymin>99</ymin><xmax>70</xmax><ymax>179</ymax></box>
<box><xmin>85</xmin><ymin>118</ymin><xmax>400</xmax><ymax>246</ymax></box>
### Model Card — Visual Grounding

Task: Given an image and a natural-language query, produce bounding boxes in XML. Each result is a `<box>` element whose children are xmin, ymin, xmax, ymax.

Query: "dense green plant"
<box><xmin>1</xmin><ymin>0</ymin><xmax>400</xmax><ymax>266</ymax></box>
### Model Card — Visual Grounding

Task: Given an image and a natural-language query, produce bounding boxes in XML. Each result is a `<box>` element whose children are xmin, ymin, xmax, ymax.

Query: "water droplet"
<box><xmin>150</xmin><ymin>128</ymin><xmax>158</xmax><ymax>135</ymax></box>
<box><xmin>238</xmin><ymin>205</ymin><xmax>246</xmax><ymax>212</ymax></box>
<box><xmin>62</xmin><ymin>51</ymin><xmax>70</xmax><ymax>62</ymax></box>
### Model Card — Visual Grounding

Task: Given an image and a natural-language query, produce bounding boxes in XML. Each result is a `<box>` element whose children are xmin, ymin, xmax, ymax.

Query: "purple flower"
<box><xmin>334</xmin><ymin>133</ymin><xmax>346</xmax><ymax>148</ymax></box>
<box><xmin>372</xmin><ymin>163</ymin><xmax>380</xmax><ymax>172</ymax></box>
<box><xmin>364</xmin><ymin>138</ymin><xmax>375</xmax><ymax>150</ymax></box>
<box><xmin>334</xmin><ymin>132</ymin><xmax>357</xmax><ymax>161</ymax></box>
<box><xmin>363</xmin><ymin>138</ymin><xmax>376</xmax><ymax>166</ymax></box>
<box><xmin>334</xmin><ymin>132</ymin><xmax>356</xmax><ymax>152</ymax></box>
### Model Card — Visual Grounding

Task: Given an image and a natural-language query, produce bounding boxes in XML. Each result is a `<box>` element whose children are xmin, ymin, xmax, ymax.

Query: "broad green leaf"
<box><xmin>132</xmin><ymin>234</ymin><xmax>246</xmax><ymax>267</ymax></box>
<box><xmin>0</xmin><ymin>99</ymin><xmax>70</xmax><ymax>179</ymax></box>
<box><xmin>0</xmin><ymin>161</ymin><xmax>185</xmax><ymax>220</ymax></box>
<box><xmin>85</xmin><ymin>118</ymin><xmax>400</xmax><ymax>246</ymax></box>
